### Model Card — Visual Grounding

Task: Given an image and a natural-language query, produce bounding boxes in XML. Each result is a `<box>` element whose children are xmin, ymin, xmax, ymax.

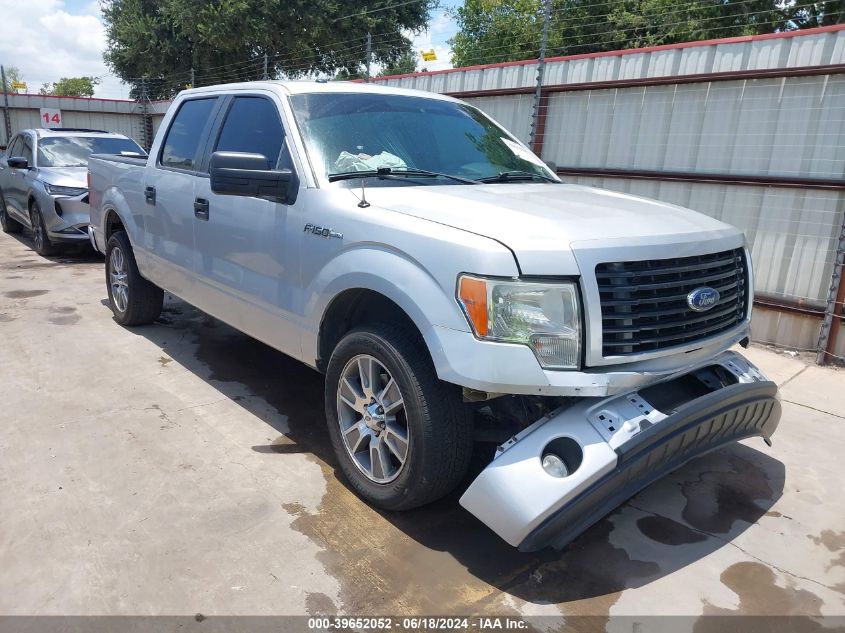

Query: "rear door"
<box><xmin>140</xmin><ymin>97</ymin><xmax>221</xmax><ymax>298</ymax></box>
<box><xmin>191</xmin><ymin>93</ymin><xmax>304</xmax><ymax>358</ymax></box>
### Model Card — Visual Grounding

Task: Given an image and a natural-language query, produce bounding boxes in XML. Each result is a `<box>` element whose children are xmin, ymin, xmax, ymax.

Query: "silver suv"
<box><xmin>0</xmin><ymin>128</ymin><xmax>144</xmax><ymax>256</ymax></box>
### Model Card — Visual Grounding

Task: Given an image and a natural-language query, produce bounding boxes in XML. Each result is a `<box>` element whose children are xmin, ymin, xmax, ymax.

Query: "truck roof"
<box><xmin>177</xmin><ymin>80</ymin><xmax>460</xmax><ymax>102</ymax></box>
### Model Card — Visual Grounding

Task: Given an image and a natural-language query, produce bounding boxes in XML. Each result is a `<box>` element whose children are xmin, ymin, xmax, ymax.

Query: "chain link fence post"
<box><xmin>529</xmin><ymin>0</ymin><xmax>552</xmax><ymax>154</ymax></box>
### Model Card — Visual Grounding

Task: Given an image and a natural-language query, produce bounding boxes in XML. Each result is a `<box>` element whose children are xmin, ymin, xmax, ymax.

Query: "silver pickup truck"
<box><xmin>88</xmin><ymin>81</ymin><xmax>780</xmax><ymax>551</ymax></box>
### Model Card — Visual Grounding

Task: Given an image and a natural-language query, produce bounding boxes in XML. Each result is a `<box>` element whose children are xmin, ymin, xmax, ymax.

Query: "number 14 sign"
<box><xmin>39</xmin><ymin>108</ymin><xmax>62</xmax><ymax>128</ymax></box>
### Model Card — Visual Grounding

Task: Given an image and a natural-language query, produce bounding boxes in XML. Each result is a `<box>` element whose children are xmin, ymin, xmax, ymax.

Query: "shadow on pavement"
<box><xmin>4</xmin><ymin>229</ymin><xmax>102</xmax><ymax>265</ymax></box>
<box><xmin>124</xmin><ymin>296</ymin><xmax>786</xmax><ymax>611</ymax></box>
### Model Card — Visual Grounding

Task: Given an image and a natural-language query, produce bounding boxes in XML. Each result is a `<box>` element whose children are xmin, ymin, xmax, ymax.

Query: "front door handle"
<box><xmin>144</xmin><ymin>186</ymin><xmax>156</xmax><ymax>205</ymax></box>
<box><xmin>193</xmin><ymin>197</ymin><xmax>209</xmax><ymax>220</ymax></box>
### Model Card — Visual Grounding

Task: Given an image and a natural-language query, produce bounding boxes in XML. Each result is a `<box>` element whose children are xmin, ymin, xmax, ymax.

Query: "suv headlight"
<box><xmin>43</xmin><ymin>183</ymin><xmax>87</xmax><ymax>197</ymax></box>
<box><xmin>457</xmin><ymin>275</ymin><xmax>581</xmax><ymax>370</ymax></box>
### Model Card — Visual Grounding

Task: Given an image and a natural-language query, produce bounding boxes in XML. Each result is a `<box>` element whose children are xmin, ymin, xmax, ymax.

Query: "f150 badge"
<box><xmin>304</xmin><ymin>224</ymin><xmax>343</xmax><ymax>239</ymax></box>
<box><xmin>687</xmin><ymin>286</ymin><xmax>720</xmax><ymax>312</ymax></box>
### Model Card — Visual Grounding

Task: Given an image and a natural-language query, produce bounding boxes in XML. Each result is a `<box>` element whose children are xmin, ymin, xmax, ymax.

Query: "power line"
<box><xmin>333</xmin><ymin>0</ymin><xmax>425</xmax><ymax>22</ymax></box>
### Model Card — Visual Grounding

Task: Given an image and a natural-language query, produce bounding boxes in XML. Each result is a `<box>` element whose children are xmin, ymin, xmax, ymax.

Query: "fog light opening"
<box><xmin>541</xmin><ymin>436</ymin><xmax>583</xmax><ymax>478</ymax></box>
<box><xmin>54</xmin><ymin>201</ymin><xmax>63</xmax><ymax>217</ymax></box>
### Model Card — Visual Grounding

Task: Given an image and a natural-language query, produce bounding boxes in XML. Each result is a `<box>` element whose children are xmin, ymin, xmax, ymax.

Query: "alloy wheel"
<box><xmin>336</xmin><ymin>354</ymin><xmax>409</xmax><ymax>483</ymax></box>
<box><xmin>109</xmin><ymin>246</ymin><xmax>129</xmax><ymax>313</ymax></box>
<box><xmin>30</xmin><ymin>209</ymin><xmax>44</xmax><ymax>251</ymax></box>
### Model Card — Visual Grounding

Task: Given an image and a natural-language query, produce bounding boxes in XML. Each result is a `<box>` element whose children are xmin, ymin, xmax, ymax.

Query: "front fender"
<box><xmin>303</xmin><ymin>245</ymin><xmax>473</xmax><ymax>365</ymax></box>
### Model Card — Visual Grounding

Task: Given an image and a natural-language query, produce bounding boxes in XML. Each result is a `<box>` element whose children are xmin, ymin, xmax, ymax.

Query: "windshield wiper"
<box><xmin>328</xmin><ymin>167</ymin><xmax>478</xmax><ymax>185</ymax></box>
<box><xmin>476</xmin><ymin>170</ymin><xmax>558</xmax><ymax>183</ymax></box>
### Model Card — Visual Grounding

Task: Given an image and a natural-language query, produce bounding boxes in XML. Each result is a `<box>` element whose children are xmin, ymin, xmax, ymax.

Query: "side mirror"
<box><xmin>209</xmin><ymin>151</ymin><xmax>298</xmax><ymax>204</ymax></box>
<box><xmin>7</xmin><ymin>156</ymin><xmax>29</xmax><ymax>169</ymax></box>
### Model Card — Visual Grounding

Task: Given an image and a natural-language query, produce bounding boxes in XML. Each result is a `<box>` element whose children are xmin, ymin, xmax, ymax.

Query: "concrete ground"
<box><xmin>1</xmin><ymin>230</ymin><xmax>844</xmax><ymax>627</ymax></box>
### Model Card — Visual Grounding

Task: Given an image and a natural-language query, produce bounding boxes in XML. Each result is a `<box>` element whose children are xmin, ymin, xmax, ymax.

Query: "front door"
<box><xmin>3</xmin><ymin>135</ymin><xmax>33</xmax><ymax>224</ymax></box>
<box><xmin>191</xmin><ymin>94</ymin><xmax>303</xmax><ymax>358</ymax></box>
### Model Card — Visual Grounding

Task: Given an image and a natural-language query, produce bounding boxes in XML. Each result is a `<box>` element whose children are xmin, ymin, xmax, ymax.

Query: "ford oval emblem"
<box><xmin>687</xmin><ymin>287</ymin><xmax>720</xmax><ymax>312</ymax></box>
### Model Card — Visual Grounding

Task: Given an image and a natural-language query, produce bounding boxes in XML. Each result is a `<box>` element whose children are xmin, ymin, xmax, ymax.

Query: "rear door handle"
<box><xmin>144</xmin><ymin>186</ymin><xmax>156</xmax><ymax>205</ymax></box>
<box><xmin>193</xmin><ymin>197</ymin><xmax>209</xmax><ymax>220</ymax></box>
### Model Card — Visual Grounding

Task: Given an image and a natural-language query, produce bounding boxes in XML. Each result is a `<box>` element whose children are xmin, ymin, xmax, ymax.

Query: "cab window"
<box><xmin>160</xmin><ymin>98</ymin><xmax>217</xmax><ymax>171</ymax></box>
<box><xmin>214</xmin><ymin>97</ymin><xmax>286</xmax><ymax>169</ymax></box>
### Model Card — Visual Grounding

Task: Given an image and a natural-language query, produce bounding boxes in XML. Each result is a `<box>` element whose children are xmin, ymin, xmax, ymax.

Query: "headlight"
<box><xmin>457</xmin><ymin>275</ymin><xmax>581</xmax><ymax>369</ymax></box>
<box><xmin>43</xmin><ymin>183</ymin><xmax>87</xmax><ymax>197</ymax></box>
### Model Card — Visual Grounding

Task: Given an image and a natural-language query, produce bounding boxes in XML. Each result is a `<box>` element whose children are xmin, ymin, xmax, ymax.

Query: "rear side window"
<box><xmin>214</xmin><ymin>97</ymin><xmax>285</xmax><ymax>168</ymax></box>
<box><xmin>160</xmin><ymin>98</ymin><xmax>217</xmax><ymax>171</ymax></box>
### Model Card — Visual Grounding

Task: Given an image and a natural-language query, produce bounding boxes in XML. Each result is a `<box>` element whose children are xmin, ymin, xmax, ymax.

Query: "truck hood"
<box><xmin>36</xmin><ymin>166</ymin><xmax>87</xmax><ymax>188</ymax></box>
<box><xmin>363</xmin><ymin>183</ymin><xmax>742</xmax><ymax>273</ymax></box>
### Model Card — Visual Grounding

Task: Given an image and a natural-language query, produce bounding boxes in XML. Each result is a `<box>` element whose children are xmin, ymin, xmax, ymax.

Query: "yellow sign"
<box><xmin>421</xmin><ymin>49</ymin><xmax>437</xmax><ymax>62</ymax></box>
<box><xmin>11</xmin><ymin>81</ymin><xmax>27</xmax><ymax>91</ymax></box>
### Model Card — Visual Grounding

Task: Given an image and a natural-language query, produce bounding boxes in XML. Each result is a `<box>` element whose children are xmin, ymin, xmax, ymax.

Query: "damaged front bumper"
<box><xmin>459</xmin><ymin>351</ymin><xmax>781</xmax><ymax>551</ymax></box>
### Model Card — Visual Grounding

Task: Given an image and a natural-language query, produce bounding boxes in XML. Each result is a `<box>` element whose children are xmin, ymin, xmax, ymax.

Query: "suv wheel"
<box><xmin>0</xmin><ymin>190</ymin><xmax>22</xmax><ymax>234</ymax></box>
<box><xmin>29</xmin><ymin>202</ymin><xmax>55</xmax><ymax>256</ymax></box>
<box><xmin>325</xmin><ymin>322</ymin><xmax>473</xmax><ymax>510</ymax></box>
<box><xmin>105</xmin><ymin>230</ymin><xmax>163</xmax><ymax>326</ymax></box>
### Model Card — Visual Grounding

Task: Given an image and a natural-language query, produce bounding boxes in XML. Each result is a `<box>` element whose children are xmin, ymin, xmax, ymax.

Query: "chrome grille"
<box><xmin>596</xmin><ymin>248</ymin><xmax>748</xmax><ymax>356</ymax></box>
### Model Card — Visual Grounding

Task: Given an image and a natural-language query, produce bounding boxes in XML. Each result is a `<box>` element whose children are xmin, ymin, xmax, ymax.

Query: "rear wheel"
<box><xmin>0</xmin><ymin>189</ymin><xmax>22</xmax><ymax>234</ymax></box>
<box><xmin>29</xmin><ymin>202</ymin><xmax>55</xmax><ymax>256</ymax></box>
<box><xmin>105</xmin><ymin>230</ymin><xmax>163</xmax><ymax>326</ymax></box>
<box><xmin>325</xmin><ymin>322</ymin><xmax>473</xmax><ymax>511</ymax></box>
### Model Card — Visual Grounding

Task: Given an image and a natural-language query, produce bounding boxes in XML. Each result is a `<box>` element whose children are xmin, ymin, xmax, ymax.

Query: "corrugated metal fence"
<box><xmin>373</xmin><ymin>25</ymin><xmax>845</xmax><ymax>363</ymax></box>
<box><xmin>0</xmin><ymin>93</ymin><xmax>168</xmax><ymax>151</ymax></box>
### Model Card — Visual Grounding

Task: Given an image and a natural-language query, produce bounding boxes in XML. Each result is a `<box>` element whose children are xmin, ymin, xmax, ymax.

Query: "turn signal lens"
<box><xmin>456</xmin><ymin>275</ymin><xmax>582</xmax><ymax>370</ymax></box>
<box><xmin>458</xmin><ymin>276</ymin><xmax>488</xmax><ymax>337</ymax></box>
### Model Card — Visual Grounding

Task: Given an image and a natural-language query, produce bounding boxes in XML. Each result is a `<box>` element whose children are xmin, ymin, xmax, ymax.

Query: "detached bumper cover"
<box><xmin>459</xmin><ymin>351</ymin><xmax>781</xmax><ymax>551</ymax></box>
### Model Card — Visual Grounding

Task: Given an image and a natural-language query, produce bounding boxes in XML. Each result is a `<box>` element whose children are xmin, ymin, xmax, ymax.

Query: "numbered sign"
<box><xmin>39</xmin><ymin>108</ymin><xmax>62</xmax><ymax>128</ymax></box>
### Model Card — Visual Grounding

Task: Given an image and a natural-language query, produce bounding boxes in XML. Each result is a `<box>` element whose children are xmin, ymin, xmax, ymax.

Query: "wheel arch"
<box><xmin>317</xmin><ymin>288</ymin><xmax>432</xmax><ymax>373</ymax></box>
<box><xmin>103</xmin><ymin>208</ymin><xmax>127</xmax><ymax>243</ymax></box>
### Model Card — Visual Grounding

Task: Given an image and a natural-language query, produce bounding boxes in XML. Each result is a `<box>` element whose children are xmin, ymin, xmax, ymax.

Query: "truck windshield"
<box><xmin>289</xmin><ymin>93</ymin><xmax>558</xmax><ymax>185</ymax></box>
<box><xmin>37</xmin><ymin>136</ymin><xmax>145</xmax><ymax>168</ymax></box>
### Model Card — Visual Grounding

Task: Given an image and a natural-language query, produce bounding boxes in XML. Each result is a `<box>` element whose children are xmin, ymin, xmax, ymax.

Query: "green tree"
<box><xmin>1</xmin><ymin>66</ymin><xmax>26</xmax><ymax>93</ymax></box>
<box><xmin>449</xmin><ymin>0</ymin><xmax>834</xmax><ymax>68</ymax></box>
<box><xmin>379</xmin><ymin>49</ymin><xmax>419</xmax><ymax>76</ymax></box>
<box><xmin>39</xmin><ymin>76</ymin><xmax>100</xmax><ymax>97</ymax></box>
<box><xmin>102</xmin><ymin>0</ymin><xmax>434</xmax><ymax>99</ymax></box>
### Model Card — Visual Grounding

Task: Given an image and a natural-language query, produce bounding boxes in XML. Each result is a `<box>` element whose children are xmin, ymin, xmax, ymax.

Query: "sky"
<box><xmin>0</xmin><ymin>0</ymin><xmax>460</xmax><ymax>100</ymax></box>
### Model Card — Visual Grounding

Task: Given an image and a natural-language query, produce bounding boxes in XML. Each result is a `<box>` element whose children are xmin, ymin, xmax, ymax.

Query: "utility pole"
<box><xmin>529</xmin><ymin>0</ymin><xmax>552</xmax><ymax>152</ymax></box>
<box><xmin>190</xmin><ymin>67</ymin><xmax>195</xmax><ymax>88</ymax></box>
<box><xmin>139</xmin><ymin>77</ymin><xmax>152</xmax><ymax>152</ymax></box>
<box><xmin>365</xmin><ymin>32</ymin><xmax>372</xmax><ymax>83</ymax></box>
<box><xmin>0</xmin><ymin>65</ymin><xmax>12</xmax><ymax>146</ymax></box>
<box><xmin>263</xmin><ymin>54</ymin><xmax>269</xmax><ymax>80</ymax></box>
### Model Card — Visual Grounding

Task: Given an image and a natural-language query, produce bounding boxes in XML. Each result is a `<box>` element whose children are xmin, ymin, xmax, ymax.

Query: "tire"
<box><xmin>105</xmin><ymin>230</ymin><xmax>163</xmax><ymax>326</ymax></box>
<box><xmin>29</xmin><ymin>201</ymin><xmax>55</xmax><ymax>256</ymax></box>
<box><xmin>325</xmin><ymin>322</ymin><xmax>473</xmax><ymax>511</ymax></box>
<box><xmin>0</xmin><ymin>189</ymin><xmax>22</xmax><ymax>234</ymax></box>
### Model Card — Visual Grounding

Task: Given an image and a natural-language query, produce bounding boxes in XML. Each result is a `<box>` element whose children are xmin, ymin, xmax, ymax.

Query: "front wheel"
<box><xmin>29</xmin><ymin>202</ymin><xmax>55</xmax><ymax>256</ymax></box>
<box><xmin>325</xmin><ymin>323</ymin><xmax>473</xmax><ymax>511</ymax></box>
<box><xmin>105</xmin><ymin>230</ymin><xmax>163</xmax><ymax>326</ymax></box>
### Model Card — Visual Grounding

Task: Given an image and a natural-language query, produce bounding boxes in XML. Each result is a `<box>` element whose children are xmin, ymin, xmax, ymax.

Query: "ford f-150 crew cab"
<box><xmin>88</xmin><ymin>81</ymin><xmax>780</xmax><ymax>551</ymax></box>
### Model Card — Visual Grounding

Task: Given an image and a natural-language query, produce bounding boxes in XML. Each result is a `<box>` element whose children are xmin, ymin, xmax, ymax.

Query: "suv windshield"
<box><xmin>289</xmin><ymin>93</ymin><xmax>558</xmax><ymax>185</ymax></box>
<box><xmin>37</xmin><ymin>136</ymin><xmax>145</xmax><ymax>168</ymax></box>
